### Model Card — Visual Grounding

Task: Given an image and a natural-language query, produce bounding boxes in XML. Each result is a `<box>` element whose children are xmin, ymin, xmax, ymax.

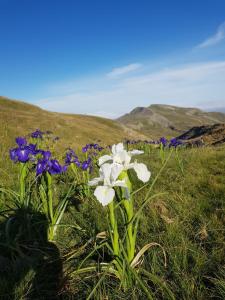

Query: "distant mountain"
<box><xmin>117</xmin><ymin>104</ymin><xmax>225</xmax><ymax>138</ymax></box>
<box><xmin>177</xmin><ymin>124</ymin><xmax>225</xmax><ymax>146</ymax></box>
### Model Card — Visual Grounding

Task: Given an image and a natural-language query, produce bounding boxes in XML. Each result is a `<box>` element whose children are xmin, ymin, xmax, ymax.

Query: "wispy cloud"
<box><xmin>196</xmin><ymin>22</ymin><xmax>225</xmax><ymax>48</ymax></box>
<box><xmin>107</xmin><ymin>63</ymin><xmax>142</xmax><ymax>78</ymax></box>
<box><xmin>37</xmin><ymin>60</ymin><xmax>225</xmax><ymax>118</ymax></box>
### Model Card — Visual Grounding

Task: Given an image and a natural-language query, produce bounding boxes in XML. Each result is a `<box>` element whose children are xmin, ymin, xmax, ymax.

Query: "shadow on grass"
<box><xmin>0</xmin><ymin>206</ymin><xmax>63</xmax><ymax>299</ymax></box>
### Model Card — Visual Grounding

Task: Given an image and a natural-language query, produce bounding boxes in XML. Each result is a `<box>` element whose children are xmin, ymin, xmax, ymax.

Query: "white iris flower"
<box><xmin>88</xmin><ymin>163</ymin><xmax>127</xmax><ymax>206</ymax></box>
<box><xmin>98</xmin><ymin>143</ymin><xmax>151</xmax><ymax>183</ymax></box>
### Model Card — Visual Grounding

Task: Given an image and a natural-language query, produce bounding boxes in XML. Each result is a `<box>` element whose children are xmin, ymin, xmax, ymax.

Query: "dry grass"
<box><xmin>0</xmin><ymin>96</ymin><xmax>146</xmax><ymax>150</ymax></box>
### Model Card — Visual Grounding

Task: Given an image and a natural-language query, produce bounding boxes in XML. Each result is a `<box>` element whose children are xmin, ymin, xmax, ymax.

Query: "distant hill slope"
<box><xmin>0</xmin><ymin>96</ymin><xmax>144</xmax><ymax>150</ymax></box>
<box><xmin>117</xmin><ymin>104</ymin><xmax>225</xmax><ymax>138</ymax></box>
<box><xmin>177</xmin><ymin>124</ymin><xmax>225</xmax><ymax>146</ymax></box>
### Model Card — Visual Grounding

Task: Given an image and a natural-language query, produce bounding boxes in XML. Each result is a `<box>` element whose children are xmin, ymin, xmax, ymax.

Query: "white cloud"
<box><xmin>37</xmin><ymin>60</ymin><xmax>225</xmax><ymax>118</ymax></box>
<box><xmin>196</xmin><ymin>22</ymin><xmax>225</xmax><ymax>48</ymax></box>
<box><xmin>107</xmin><ymin>63</ymin><xmax>142</xmax><ymax>78</ymax></box>
<box><xmin>87</xmin><ymin>111</ymin><xmax>119</xmax><ymax>119</ymax></box>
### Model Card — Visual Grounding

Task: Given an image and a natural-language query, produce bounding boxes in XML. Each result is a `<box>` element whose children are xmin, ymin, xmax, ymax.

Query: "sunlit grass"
<box><xmin>0</xmin><ymin>131</ymin><xmax>224</xmax><ymax>299</ymax></box>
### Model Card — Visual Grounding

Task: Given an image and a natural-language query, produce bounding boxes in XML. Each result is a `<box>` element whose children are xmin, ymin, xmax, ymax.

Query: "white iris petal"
<box><xmin>128</xmin><ymin>150</ymin><xmax>144</xmax><ymax>156</ymax></box>
<box><xmin>130</xmin><ymin>162</ymin><xmax>151</xmax><ymax>183</ymax></box>
<box><xmin>110</xmin><ymin>163</ymin><xmax>123</xmax><ymax>181</ymax></box>
<box><xmin>112</xmin><ymin>143</ymin><xmax>124</xmax><ymax>155</ymax></box>
<box><xmin>99</xmin><ymin>155</ymin><xmax>112</xmax><ymax>166</ymax></box>
<box><xmin>94</xmin><ymin>186</ymin><xmax>115</xmax><ymax>206</ymax></box>
<box><xmin>88</xmin><ymin>177</ymin><xmax>102</xmax><ymax>186</ymax></box>
<box><xmin>101</xmin><ymin>163</ymin><xmax>112</xmax><ymax>180</ymax></box>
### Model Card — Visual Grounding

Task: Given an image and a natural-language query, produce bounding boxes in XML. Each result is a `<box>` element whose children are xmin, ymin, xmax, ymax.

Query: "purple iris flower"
<box><xmin>10</xmin><ymin>148</ymin><xmax>18</xmax><ymax>161</ymax></box>
<box><xmin>31</xmin><ymin>129</ymin><xmax>43</xmax><ymax>139</ymax></box>
<box><xmin>81</xmin><ymin>157</ymin><xmax>92</xmax><ymax>171</ymax></box>
<box><xmin>82</xmin><ymin>143</ymin><xmax>103</xmax><ymax>153</ymax></box>
<box><xmin>17</xmin><ymin>148</ymin><xmax>30</xmax><ymax>162</ymax></box>
<box><xmin>159</xmin><ymin>137</ymin><xmax>167</xmax><ymax>147</ymax></box>
<box><xmin>82</xmin><ymin>146</ymin><xmax>88</xmax><ymax>153</ymax></box>
<box><xmin>82</xmin><ymin>161</ymin><xmax>89</xmax><ymax>170</ymax></box>
<box><xmin>41</xmin><ymin>150</ymin><xmax>51</xmax><ymax>160</ymax></box>
<box><xmin>36</xmin><ymin>159</ymin><xmax>47</xmax><ymax>176</ymax></box>
<box><xmin>36</xmin><ymin>157</ymin><xmax>66</xmax><ymax>176</ymax></box>
<box><xmin>169</xmin><ymin>138</ymin><xmax>182</xmax><ymax>148</ymax></box>
<box><xmin>65</xmin><ymin>153</ymin><xmax>71</xmax><ymax>165</ymax></box>
<box><xmin>16</xmin><ymin>137</ymin><xmax>27</xmax><ymax>147</ymax></box>
<box><xmin>9</xmin><ymin>142</ymin><xmax>37</xmax><ymax>163</ymax></box>
<box><xmin>26</xmin><ymin>143</ymin><xmax>38</xmax><ymax>155</ymax></box>
<box><xmin>75</xmin><ymin>160</ymin><xmax>81</xmax><ymax>167</ymax></box>
<box><xmin>65</xmin><ymin>149</ymin><xmax>80</xmax><ymax>166</ymax></box>
<box><xmin>49</xmin><ymin>159</ymin><xmax>63</xmax><ymax>175</ymax></box>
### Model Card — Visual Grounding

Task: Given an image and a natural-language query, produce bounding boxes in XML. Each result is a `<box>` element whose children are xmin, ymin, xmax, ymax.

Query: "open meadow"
<box><xmin>0</xmin><ymin>128</ymin><xmax>224</xmax><ymax>299</ymax></box>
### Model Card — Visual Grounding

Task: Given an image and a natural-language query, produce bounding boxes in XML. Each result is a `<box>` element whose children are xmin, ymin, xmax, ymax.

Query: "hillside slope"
<box><xmin>0</xmin><ymin>96</ymin><xmax>144</xmax><ymax>150</ymax></box>
<box><xmin>177</xmin><ymin>123</ymin><xmax>225</xmax><ymax>146</ymax></box>
<box><xmin>117</xmin><ymin>104</ymin><xmax>225</xmax><ymax>138</ymax></box>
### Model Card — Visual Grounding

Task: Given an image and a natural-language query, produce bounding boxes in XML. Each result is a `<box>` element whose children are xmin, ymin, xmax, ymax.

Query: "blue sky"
<box><xmin>1</xmin><ymin>0</ymin><xmax>225</xmax><ymax>118</ymax></box>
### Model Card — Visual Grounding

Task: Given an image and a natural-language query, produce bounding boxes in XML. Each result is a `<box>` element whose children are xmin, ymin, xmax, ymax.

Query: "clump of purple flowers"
<box><xmin>125</xmin><ymin>139</ymin><xmax>142</xmax><ymax>145</ymax></box>
<box><xmin>65</xmin><ymin>149</ymin><xmax>80</xmax><ymax>167</ymax></box>
<box><xmin>31</xmin><ymin>129</ymin><xmax>44</xmax><ymax>139</ymax></box>
<box><xmin>169</xmin><ymin>138</ymin><xmax>183</xmax><ymax>148</ymax></box>
<box><xmin>82</xmin><ymin>143</ymin><xmax>104</xmax><ymax>153</ymax></box>
<box><xmin>10</xmin><ymin>135</ymin><xmax>67</xmax><ymax>176</ymax></box>
<box><xmin>65</xmin><ymin>148</ymin><xmax>93</xmax><ymax>173</ymax></box>
<box><xmin>36</xmin><ymin>150</ymin><xmax>67</xmax><ymax>176</ymax></box>
<box><xmin>124</xmin><ymin>137</ymin><xmax>183</xmax><ymax>149</ymax></box>
<box><xmin>159</xmin><ymin>137</ymin><xmax>168</xmax><ymax>147</ymax></box>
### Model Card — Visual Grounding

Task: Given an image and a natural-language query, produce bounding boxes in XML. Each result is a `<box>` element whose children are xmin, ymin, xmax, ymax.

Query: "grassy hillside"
<box><xmin>0</xmin><ymin>96</ymin><xmax>133</xmax><ymax>147</ymax></box>
<box><xmin>0</xmin><ymin>96</ymin><xmax>148</xmax><ymax>153</ymax></box>
<box><xmin>0</xmin><ymin>142</ymin><xmax>224</xmax><ymax>299</ymax></box>
<box><xmin>117</xmin><ymin>104</ymin><xmax>225</xmax><ymax>138</ymax></box>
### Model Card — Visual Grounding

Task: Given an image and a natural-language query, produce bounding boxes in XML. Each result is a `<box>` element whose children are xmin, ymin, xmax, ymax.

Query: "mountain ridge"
<box><xmin>117</xmin><ymin>104</ymin><xmax>225</xmax><ymax>138</ymax></box>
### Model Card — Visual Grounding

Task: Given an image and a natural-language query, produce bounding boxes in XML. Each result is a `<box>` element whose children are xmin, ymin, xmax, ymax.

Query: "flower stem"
<box><xmin>71</xmin><ymin>163</ymin><xmax>79</xmax><ymax>182</ymax></box>
<box><xmin>19</xmin><ymin>162</ymin><xmax>27</xmax><ymax>205</ymax></box>
<box><xmin>119</xmin><ymin>171</ymin><xmax>136</xmax><ymax>263</ymax></box>
<box><xmin>45</xmin><ymin>172</ymin><xmax>53</xmax><ymax>224</ymax></box>
<box><xmin>123</xmin><ymin>198</ymin><xmax>135</xmax><ymax>263</ymax></box>
<box><xmin>108</xmin><ymin>201</ymin><xmax>119</xmax><ymax>257</ymax></box>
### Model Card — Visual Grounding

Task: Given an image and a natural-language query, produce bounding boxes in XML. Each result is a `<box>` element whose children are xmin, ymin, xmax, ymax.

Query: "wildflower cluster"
<box><xmin>36</xmin><ymin>150</ymin><xmax>67</xmax><ymax>176</ymax></box>
<box><xmin>9</xmin><ymin>130</ymin><xmax>106</xmax><ymax>240</ymax></box>
<box><xmin>65</xmin><ymin>146</ymin><xmax>101</xmax><ymax>172</ymax></box>
<box><xmin>7</xmin><ymin>131</ymin><xmax>175</xmax><ymax>294</ymax></box>
<box><xmin>169</xmin><ymin>137</ymin><xmax>183</xmax><ymax>148</ymax></box>
<box><xmin>65</xmin><ymin>149</ymin><xmax>80</xmax><ymax>167</ymax></box>
<box><xmin>125</xmin><ymin>137</ymin><xmax>183</xmax><ymax>148</ymax></box>
<box><xmin>31</xmin><ymin>129</ymin><xmax>44</xmax><ymax>139</ymax></box>
<box><xmin>82</xmin><ymin>143</ymin><xmax>103</xmax><ymax>153</ymax></box>
<box><xmin>10</xmin><ymin>133</ymin><xmax>66</xmax><ymax>177</ymax></box>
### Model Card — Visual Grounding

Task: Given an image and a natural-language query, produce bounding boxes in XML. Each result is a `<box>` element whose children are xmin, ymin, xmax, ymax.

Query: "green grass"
<box><xmin>0</xmin><ymin>137</ymin><xmax>224</xmax><ymax>299</ymax></box>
